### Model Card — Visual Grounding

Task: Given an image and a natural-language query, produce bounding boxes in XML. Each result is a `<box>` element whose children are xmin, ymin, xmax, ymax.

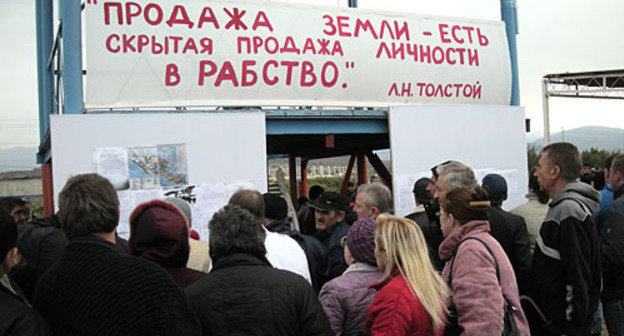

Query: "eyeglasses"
<box><xmin>340</xmin><ymin>236</ymin><xmax>348</xmax><ymax>247</ymax></box>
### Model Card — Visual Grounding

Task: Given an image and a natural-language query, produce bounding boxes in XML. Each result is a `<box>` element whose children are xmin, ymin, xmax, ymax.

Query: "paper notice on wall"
<box><xmin>192</xmin><ymin>183</ymin><xmax>229</xmax><ymax>240</ymax></box>
<box><xmin>225</xmin><ymin>182</ymin><xmax>258</xmax><ymax>200</ymax></box>
<box><xmin>117</xmin><ymin>190</ymin><xmax>131</xmax><ymax>238</ymax></box>
<box><xmin>94</xmin><ymin>147</ymin><xmax>130</xmax><ymax>190</ymax></box>
<box><xmin>393</xmin><ymin>172</ymin><xmax>431</xmax><ymax>217</ymax></box>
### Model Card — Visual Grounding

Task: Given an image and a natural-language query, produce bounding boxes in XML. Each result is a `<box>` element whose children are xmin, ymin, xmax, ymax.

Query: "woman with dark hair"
<box><xmin>510</xmin><ymin>169</ymin><xmax>550</xmax><ymax>256</ymax></box>
<box><xmin>439</xmin><ymin>187</ymin><xmax>529</xmax><ymax>336</ymax></box>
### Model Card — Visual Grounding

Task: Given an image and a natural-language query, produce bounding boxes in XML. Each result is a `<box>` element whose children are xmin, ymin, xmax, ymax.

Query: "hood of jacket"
<box><xmin>128</xmin><ymin>199</ymin><xmax>190</xmax><ymax>268</ymax></box>
<box><xmin>550</xmin><ymin>182</ymin><xmax>601</xmax><ymax>216</ymax></box>
<box><xmin>438</xmin><ymin>220</ymin><xmax>490</xmax><ymax>262</ymax></box>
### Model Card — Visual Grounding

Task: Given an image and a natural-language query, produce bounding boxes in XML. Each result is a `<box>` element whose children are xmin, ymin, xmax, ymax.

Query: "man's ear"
<box><xmin>551</xmin><ymin>165</ymin><xmax>561</xmax><ymax>179</ymax></box>
<box><xmin>371</xmin><ymin>206</ymin><xmax>380</xmax><ymax>217</ymax></box>
<box><xmin>337</xmin><ymin>211</ymin><xmax>346</xmax><ymax>222</ymax></box>
<box><xmin>2</xmin><ymin>247</ymin><xmax>18</xmax><ymax>271</ymax></box>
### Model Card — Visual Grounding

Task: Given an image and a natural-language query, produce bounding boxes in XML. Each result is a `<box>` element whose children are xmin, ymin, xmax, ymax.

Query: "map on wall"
<box><xmin>95</xmin><ymin>143</ymin><xmax>189</xmax><ymax>190</ymax></box>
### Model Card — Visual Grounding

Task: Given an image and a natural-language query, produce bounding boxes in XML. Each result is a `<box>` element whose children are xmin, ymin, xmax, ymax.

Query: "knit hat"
<box><xmin>164</xmin><ymin>197</ymin><xmax>192</xmax><ymax>225</ymax></box>
<box><xmin>346</xmin><ymin>218</ymin><xmax>377</xmax><ymax>266</ymax></box>
<box><xmin>482</xmin><ymin>173</ymin><xmax>508</xmax><ymax>202</ymax></box>
<box><xmin>128</xmin><ymin>200</ymin><xmax>190</xmax><ymax>268</ymax></box>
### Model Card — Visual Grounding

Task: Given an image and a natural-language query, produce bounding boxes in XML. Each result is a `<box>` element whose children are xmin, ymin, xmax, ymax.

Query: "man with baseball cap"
<box><xmin>482</xmin><ymin>173</ymin><xmax>531</xmax><ymax>294</ymax></box>
<box><xmin>310</xmin><ymin>192</ymin><xmax>350</xmax><ymax>283</ymax></box>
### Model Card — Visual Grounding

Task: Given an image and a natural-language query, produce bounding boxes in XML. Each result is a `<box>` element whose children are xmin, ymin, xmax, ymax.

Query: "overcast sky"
<box><xmin>1</xmin><ymin>0</ymin><xmax>623</xmax><ymax>155</ymax></box>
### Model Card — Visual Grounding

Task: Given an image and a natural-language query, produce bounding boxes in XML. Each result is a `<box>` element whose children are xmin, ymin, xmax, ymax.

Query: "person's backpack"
<box><xmin>443</xmin><ymin>236</ymin><xmax>520</xmax><ymax>336</ymax></box>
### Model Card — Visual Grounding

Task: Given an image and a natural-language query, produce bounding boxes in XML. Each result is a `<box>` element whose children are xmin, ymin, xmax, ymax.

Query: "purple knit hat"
<box><xmin>346</xmin><ymin>218</ymin><xmax>377</xmax><ymax>266</ymax></box>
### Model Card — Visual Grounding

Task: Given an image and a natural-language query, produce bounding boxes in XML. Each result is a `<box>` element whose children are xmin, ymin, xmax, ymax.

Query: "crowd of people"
<box><xmin>0</xmin><ymin>141</ymin><xmax>622</xmax><ymax>336</ymax></box>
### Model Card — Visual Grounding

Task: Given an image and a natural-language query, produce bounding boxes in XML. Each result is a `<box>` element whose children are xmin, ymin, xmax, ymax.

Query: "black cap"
<box><xmin>309</xmin><ymin>192</ymin><xmax>348</xmax><ymax>212</ymax></box>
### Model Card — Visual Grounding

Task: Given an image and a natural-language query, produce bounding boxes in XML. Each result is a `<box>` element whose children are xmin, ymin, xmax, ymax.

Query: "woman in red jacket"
<box><xmin>365</xmin><ymin>214</ymin><xmax>449</xmax><ymax>336</ymax></box>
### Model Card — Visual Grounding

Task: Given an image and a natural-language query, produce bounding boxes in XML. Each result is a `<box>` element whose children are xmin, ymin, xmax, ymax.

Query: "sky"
<box><xmin>0</xmin><ymin>0</ymin><xmax>623</xmax><ymax>159</ymax></box>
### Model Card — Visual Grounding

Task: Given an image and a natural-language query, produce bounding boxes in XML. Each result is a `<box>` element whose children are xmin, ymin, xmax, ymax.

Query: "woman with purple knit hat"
<box><xmin>319</xmin><ymin>218</ymin><xmax>383</xmax><ymax>336</ymax></box>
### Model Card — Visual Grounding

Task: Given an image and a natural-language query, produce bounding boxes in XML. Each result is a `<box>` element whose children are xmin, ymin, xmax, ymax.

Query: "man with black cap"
<box><xmin>405</xmin><ymin>177</ymin><xmax>444</xmax><ymax>271</ymax></box>
<box><xmin>310</xmin><ymin>192</ymin><xmax>350</xmax><ymax>283</ymax></box>
<box><xmin>482</xmin><ymin>173</ymin><xmax>531</xmax><ymax>294</ymax></box>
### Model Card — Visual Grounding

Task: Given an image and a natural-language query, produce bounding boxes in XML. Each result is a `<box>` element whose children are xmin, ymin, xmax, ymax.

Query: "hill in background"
<box><xmin>530</xmin><ymin>126</ymin><xmax>624</xmax><ymax>152</ymax></box>
<box><xmin>2</xmin><ymin>126</ymin><xmax>623</xmax><ymax>173</ymax></box>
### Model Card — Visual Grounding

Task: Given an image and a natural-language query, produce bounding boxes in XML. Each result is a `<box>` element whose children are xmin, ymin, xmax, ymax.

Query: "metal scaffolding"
<box><xmin>541</xmin><ymin>69</ymin><xmax>624</xmax><ymax>144</ymax></box>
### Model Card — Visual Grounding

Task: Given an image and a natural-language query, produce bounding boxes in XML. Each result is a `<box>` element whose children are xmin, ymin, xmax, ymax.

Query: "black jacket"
<box><xmin>266</xmin><ymin>219</ymin><xmax>329</xmax><ymax>292</ymax></box>
<box><xmin>33</xmin><ymin>235</ymin><xmax>200</xmax><ymax>336</ymax></box>
<box><xmin>11</xmin><ymin>214</ymin><xmax>68</xmax><ymax>301</ymax></box>
<box><xmin>0</xmin><ymin>276</ymin><xmax>49</xmax><ymax>336</ymax></box>
<box><xmin>185</xmin><ymin>253</ymin><xmax>331</xmax><ymax>336</ymax></box>
<box><xmin>313</xmin><ymin>221</ymin><xmax>350</xmax><ymax>283</ymax></box>
<box><xmin>530</xmin><ymin>183</ymin><xmax>601</xmax><ymax>336</ymax></box>
<box><xmin>487</xmin><ymin>206</ymin><xmax>532</xmax><ymax>294</ymax></box>
<box><xmin>601</xmin><ymin>184</ymin><xmax>624</xmax><ymax>301</ymax></box>
<box><xmin>405</xmin><ymin>209</ymin><xmax>445</xmax><ymax>271</ymax></box>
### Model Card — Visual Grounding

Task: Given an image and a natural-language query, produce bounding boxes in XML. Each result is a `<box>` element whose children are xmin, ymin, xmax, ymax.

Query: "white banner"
<box><xmin>84</xmin><ymin>0</ymin><xmax>511</xmax><ymax>109</ymax></box>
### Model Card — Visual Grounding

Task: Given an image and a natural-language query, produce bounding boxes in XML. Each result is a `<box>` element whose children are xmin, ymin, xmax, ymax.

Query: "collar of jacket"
<box><xmin>614</xmin><ymin>184</ymin><xmax>624</xmax><ymax>200</ymax></box>
<box><xmin>368</xmin><ymin>267</ymin><xmax>402</xmax><ymax>290</ymax></box>
<box><xmin>70</xmin><ymin>234</ymin><xmax>124</xmax><ymax>253</ymax></box>
<box><xmin>211</xmin><ymin>253</ymin><xmax>272</xmax><ymax>272</ymax></box>
<box><xmin>344</xmin><ymin>262</ymin><xmax>378</xmax><ymax>275</ymax></box>
<box><xmin>438</xmin><ymin>220</ymin><xmax>490</xmax><ymax>262</ymax></box>
<box><xmin>266</xmin><ymin>218</ymin><xmax>291</xmax><ymax>234</ymax></box>
<box><xmin>549</xmin><ymin>182</ymin><xmax>600</xmax><ymax>214</ymax></box>
<box><xmin>313</xmin><ymin>220</ymin><xmax>344</xmax><ymax>241</ymax></box>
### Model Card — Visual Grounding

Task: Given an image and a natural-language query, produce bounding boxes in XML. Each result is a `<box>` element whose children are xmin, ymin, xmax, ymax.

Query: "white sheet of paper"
<box><xmin>225</xmin><ymin>182</ymin><xmax>257</xmax><ymax>200</ymax></box>
<box><xmin>117</xmin><ymin>190</ymin><xmax>131</xmax><ymax>239</ymax></box>
<box><xmin>394</xmin><ymin>172</ymin><xmax>431</xmax><ymax>217</ymax></box>
<box><xmin>94</xmin><ymin>147</ymin><xmax>130</xmax><ymax>190</ymax></box>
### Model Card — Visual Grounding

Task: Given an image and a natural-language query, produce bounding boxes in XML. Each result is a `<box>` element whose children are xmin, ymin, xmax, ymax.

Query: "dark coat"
<box><xmin>266</xmin><ymin>218</ymin><xmax>329</xmax><ymax>292</ymax></box>
<box><xmin>185</xmin><ymin>253</ymin><xmax>331</xmax><ymax>336</ymax></box>
<box><xmin>33</xmin><ymin>235</ymin><xmax>201</xmax><ymax>336</ymax></box>
<box><xmin>0</xmin><ymin>276</ymin><xmax>49</xmax><ymax>336</ymax></box>
<box><xmin>405</xmin><ymin>209</ymin><xmax>445</xmax><ymax>271</ymax></box>
<box><xmin>487</xmin><ymin>206</ymin><xmax>532</xmax><ymax>294</ymax></box>
<box><xmin>601</xmin><ymin>184</ymin><xmax>624</xmax><ymax>301</ymax></box>
<box><xmin>530</xmin><ymin>183</ymin><xmax>601</xmax><ymax>336</ymax></box>
<box><xmin>314</xmin><ymin>221</ymin><xmax>350</xmax><ymax>283</ymax></box>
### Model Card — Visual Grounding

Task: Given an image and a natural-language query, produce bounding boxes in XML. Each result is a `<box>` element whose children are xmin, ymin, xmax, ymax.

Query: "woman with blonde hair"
<box><xmin>365</xmin><ymin>214</ymin><xmax>449</xmax><ymax>336</ymax></box>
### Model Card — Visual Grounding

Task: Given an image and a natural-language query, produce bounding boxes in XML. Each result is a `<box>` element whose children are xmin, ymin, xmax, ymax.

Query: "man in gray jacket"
<box><xmin>531</xmin><ymin>142</ymin><xmax>601</xmax><ymax>336</ymax></box>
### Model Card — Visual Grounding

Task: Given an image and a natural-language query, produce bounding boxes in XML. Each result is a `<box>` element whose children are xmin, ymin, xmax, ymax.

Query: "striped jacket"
<box><xmin>531</xmin><ymin>182</ymin><xmax>601</xmax><ymax>336</ymax></box>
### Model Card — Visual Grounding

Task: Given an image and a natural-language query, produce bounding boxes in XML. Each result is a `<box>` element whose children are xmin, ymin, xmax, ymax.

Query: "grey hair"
<box><xmin>437</xmin><ymin>161</ymin><xmax>478</xmax><ymax>191</ymax></box>
<box><xmin>357</xmin><ymin>183</ymin><xmax>393</xmax><ymax>214</ymax></box>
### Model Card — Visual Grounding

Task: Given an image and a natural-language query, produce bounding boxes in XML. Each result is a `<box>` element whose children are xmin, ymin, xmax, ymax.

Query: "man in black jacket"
<box><xmin>600</xmin><ymin>154</ymin><xmax>624</xmax><ymax>336</ymax></box>
<box><xmin>482</xmin><ymin>173</ymin><xmax>532</xmax><ymax>295</ymax></box>
<box><xmin>33</xmin><ymin>173</ymin><xmax>200</xmax><ymax>336</ymax></box>
<box><xmin>405</xmin><ymin>177</ymin><xmax>444</xmax><ymax>271</ymax></box>
<box><xmin>0</xmin><ymin>209</ymin><xmax>49</xmax><ymax>335</ymax></box>
<box><xmin>263</xmin><ymin>193</ymin><xmax>328</xmax><ymax>292</ymax></box>
<box><xmin>531</xmin><ymin>143</ymin><xmax>601</xmax><ymax>336</ymax></box>
<box><xmin>185</xmin><ymin>205</ymin><xmax>331</xmax><ymax>336</ymax></box>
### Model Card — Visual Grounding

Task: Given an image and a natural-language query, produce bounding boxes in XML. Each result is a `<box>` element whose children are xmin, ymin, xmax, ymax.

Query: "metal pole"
<box><xmin>501</xmin><ymin>0</ymin><xmax>520</xmax><ymax>105</ymax></box>
<box><xmin>542</xmin><ymin>78</ymin><xmax>551</xmax><ymax>145</ymax></box>
<box><xmin>60</xmin><ymin>0</ymin><xmax>83</xmax><ymax>114</ymax></box>
<box><xmin>36</xmin><ymin>0</ymin><xmax>55</xmax><ymax>141</ymax></box>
